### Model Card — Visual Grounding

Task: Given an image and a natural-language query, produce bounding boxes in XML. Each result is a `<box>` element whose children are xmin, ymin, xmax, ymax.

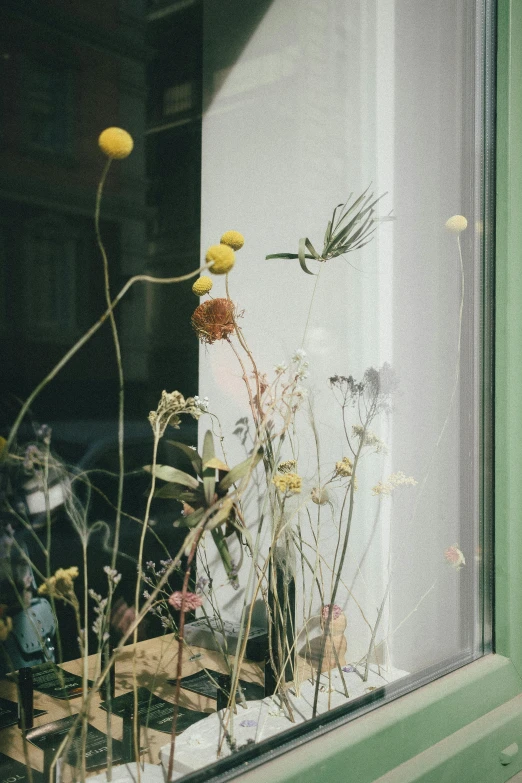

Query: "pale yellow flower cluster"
<box><xmin>38</xmin><ymin>566</ymin><xmax>79</xmax><ymax>601</ymax></box>
<box><xmin>335</xmin><ymin>457</ymin><xmax>353</xmax><ymax>477</ymax></box>
<box><xmin>372</xmin><ymin>471</ymin><xmax>417</xmax><ymax>496</ymax></box>
<box><xmin>272</xmin><ymin>472</ymin><xmax>302</xmax><ymax>494</ymax></box>
<box><xmin>277</xmin><ymin>459</ymin><xmax>297</xmax><ymax>474</ymax></box>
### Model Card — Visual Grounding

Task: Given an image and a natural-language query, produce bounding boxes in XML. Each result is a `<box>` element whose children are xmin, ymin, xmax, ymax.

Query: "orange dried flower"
<box><xmin>191</xmin><ymin>298</ymin><xmax>236</xmax><ymax>344</ymax></box>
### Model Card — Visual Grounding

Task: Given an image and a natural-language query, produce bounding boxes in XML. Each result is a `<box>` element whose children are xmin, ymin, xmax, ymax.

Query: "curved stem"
<box><xmin>6</xmin><ymin>266</ymin><xmax>208</xmax><ymax>451</ymax></box>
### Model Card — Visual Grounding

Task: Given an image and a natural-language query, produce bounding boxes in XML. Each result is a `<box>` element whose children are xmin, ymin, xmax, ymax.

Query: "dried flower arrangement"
<box><xmin>0</xmin><ymin>126</ymin><xmax>469</xmax><ymax>783</ymax></box>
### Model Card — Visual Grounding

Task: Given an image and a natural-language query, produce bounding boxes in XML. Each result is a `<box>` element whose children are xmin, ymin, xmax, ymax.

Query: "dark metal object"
<box><xmin>17</xmin><ymin>666</ymin><xmax>34</xmax><ymax>730</ymax></box>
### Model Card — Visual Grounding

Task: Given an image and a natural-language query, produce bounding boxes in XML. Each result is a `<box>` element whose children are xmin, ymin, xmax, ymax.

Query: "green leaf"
<box><xmin>323</xmin><ymin>219</ymin><xmax>333</xmax><ymax>248</ymax></box>
<box><xmin>202</xmin><ymin>430</ymin><xmax>216</xmax><ymax>505</ymax></box>
<box><xmin>205</xmin><ymin>498</ymin><xmax>234</xmax><ymax>532</ymax></box>
<box><xmin>144</xmin><ymin>464</ymin><xmax>199</xmax><ymax>489</ymax></box>
<box><xmin>298</xmin><ymin>237</ymin><xmax>317</xmax><ymax>275</ymax></box>
<box><xmin>154</xmin><ymin>484</ymin><xmax>201</xmax><ymax>502</ymax></box>
<box><xmin>305</xmin><ymin>238</ymin><xmax>320</xmax><ymax>259</ymax></box>
<box><xmin>165</xmin><ymin>440</ymin><xmax>203</xmax><ymax>477</ymax></box>
<box><xmin>217</xmin><ymin>448</ymin><xmax>264</xmax><ymax>493</ymax></box>
<box><xmin>265</xmin><ymin>253</ymin><xmax>315</xmax><ymax>260</ymax></box>
<box><xmin>211</xmin><ymin>527</ymin><xmax>234</xmax><ymax>576</ymax></box>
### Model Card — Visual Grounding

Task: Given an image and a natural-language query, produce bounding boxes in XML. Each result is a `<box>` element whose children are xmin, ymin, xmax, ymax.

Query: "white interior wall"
<box><xmin>198</xmin><ymin>0</ymin><xmax>481</xmax><ymax>673</ymax></box>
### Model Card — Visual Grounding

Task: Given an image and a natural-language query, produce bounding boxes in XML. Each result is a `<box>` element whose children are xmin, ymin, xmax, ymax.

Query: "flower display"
<box><xmin>192</xmin><ymin>276</ymin><xmax>213</xmax><ymax>296</ymax></box>
<box><xmin>206</xmin><ymin>244</ymin><xmax>235</xmax><ymax>274</ymax></box>
<box><xmin>191</xmin><ymin>298</ymin><xmax>236</xmax><ymax>343</ymax></box>
<box><xmin>220</xmin><ymin>230</ymin><xmax>245</xmax><ymax>251</ymax></box>
<box><xmin>168</xmin><ymin>591</ymin><xmax>203</xmax><ymax>612</ymax></box>
<box><xmin>98</xmin><ymin>127</ymin><xmax>134</xmax><ymax>159</ymax></box>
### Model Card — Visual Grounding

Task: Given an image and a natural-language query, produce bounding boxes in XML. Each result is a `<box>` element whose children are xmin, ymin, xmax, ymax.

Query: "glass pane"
<box><xmin>0</xmin><ymin>1</ymin><xmax>493</xmax><ymax>781</ymax></box>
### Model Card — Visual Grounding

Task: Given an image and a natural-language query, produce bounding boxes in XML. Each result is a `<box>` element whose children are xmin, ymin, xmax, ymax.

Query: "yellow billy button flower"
<box><xmin>206</xmin><ymin>244</ymin><xmax>235</xmax><ymax>275</ymax></box>
<box><xmin>220</xmin><ymin>230</ymin><xmax>245</xmax><ymax>251</ymax></box>
<box><xmin>98</xmin><ymin>127</ymin><xmax>134</xmax><ymax>160</ymax></box>
<box><xmin>445</xmin><ymin>215</ymin><xmax>468</xmax><ymax>234</ymax></box>
<box><xmin>192</xmin><ymin>276</ymin><xmax>213</xmax><ymax>296</ymax></box>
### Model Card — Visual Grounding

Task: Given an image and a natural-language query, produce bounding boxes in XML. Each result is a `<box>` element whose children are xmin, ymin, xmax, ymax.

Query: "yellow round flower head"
<box><xmin>206</xmin><ymin>244</ymin><xmax>235</xmax><ymax>275</ymax></box>
<box><xmin>220</xmin><ymin>230</ymin><xmax>245</xmax><ymax>251</ymax></box>
<box><xmin>192</xmin><ymin>276</ymin><xmax>213</xmax><ymax>296</ymax></box>
<box><xmin>445</xmin><ymin>215</ymin><xmax>468</xmax><ymax>234</ymax></box>
<box><xmin>98</xmin><ymin>127</ymin><xmax>134</xmax><ymax>160</ymax></box>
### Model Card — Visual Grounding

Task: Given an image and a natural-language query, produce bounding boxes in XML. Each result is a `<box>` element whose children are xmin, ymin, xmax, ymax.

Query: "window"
<box><xmin>163</xmin><ymin>81</ymin><xmax>194</xmax><ymax>115</ymax></box>
<box><xmin>2</xmin><ymin>2</ymin><xmax>522</xmax><ymax>783</ymax></box>
<box><xmin>23</xmin><ymin>60</ymin><xmax>74</xmax><ymax>156</ymax></box>
<box><xmin>22</xmin><ymin>215</ymin><xmax>79</xmax><ymax>341</ymax></box>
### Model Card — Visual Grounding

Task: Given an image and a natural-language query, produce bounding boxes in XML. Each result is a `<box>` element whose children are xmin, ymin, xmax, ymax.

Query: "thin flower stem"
<box><xmin>301</xmin><ymin>261</ymin><xmax>323</xmax><ymax>348</ymax></box>
<box><xmin>6</xmin><ymin>267</ymin><xmax>209</xmax><ymax>452</ymax></box>
<box><xmin>132</xmin><ymin>431</ymin><xmax>160</xmax><ymax>782</ymax></box>
<box><xmin>167</xmin><ymin>529</ymin><xmax>203</xmax><ymax>782</ymax></box>
<box><xmin>94</xmin><ymin>158</ymin><xmax>120</xmax><ymax>781</ymax></box>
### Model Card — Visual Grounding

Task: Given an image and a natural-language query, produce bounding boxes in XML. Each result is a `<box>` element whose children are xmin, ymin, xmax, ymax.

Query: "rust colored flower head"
<box><xmin>168</xmin><ymin>591</ymin><xmax>203</xmax><ymax>612</ymax></box>
<box><xmin>191</xmin><ymin>298</ymin><xmax>236</xmax><ymax>343</ymax></box>
<box><xmin>98</xmin><ymin>127</ymin><xmax>134</xmax><ymax>159</ymax></box>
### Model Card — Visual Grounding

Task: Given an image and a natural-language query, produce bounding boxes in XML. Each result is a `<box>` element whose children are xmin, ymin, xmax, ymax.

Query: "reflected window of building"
<box><xmin>23</xmin><ymin>61</ymin><xmax>73</xmax><ymax>156</ymax></box>
<box><xmin>22</xmin><ymin>215</ymin><xmax>79</xmax><ymax>342</ymax></box>
<box><xmin>163</xmin><ymin>81</ymin><xmax>194</xmax><ymax>116</ymax></box>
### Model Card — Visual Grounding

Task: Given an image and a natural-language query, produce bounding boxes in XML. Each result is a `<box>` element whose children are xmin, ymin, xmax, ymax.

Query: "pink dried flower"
<box><xmin>322</xmin><ymin>604</ymin><xmax>342</xmax><ymax>621</ymax></box>
<box><xmin>444</xmin><ymin>544</ymin><xmax>466</xmax><ymax>569</ymax></box>
<box><xmin>168</xmin><ymin>591</ymin><xmax>203</xmax><ymax>612</ymax></box>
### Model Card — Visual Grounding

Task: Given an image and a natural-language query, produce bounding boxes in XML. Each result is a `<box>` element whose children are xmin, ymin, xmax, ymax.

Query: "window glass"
<box><xmin>0</xmin><ymin>1</ymin><xmax>493</xmax><ymax>781</ymax></box>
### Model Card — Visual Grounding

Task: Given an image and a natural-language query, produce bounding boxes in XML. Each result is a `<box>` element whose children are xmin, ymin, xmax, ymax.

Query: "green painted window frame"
<box><xmin>224</xmin><ymin>2</ymin><xmax>522</xmax><ymax>781</ymax></box>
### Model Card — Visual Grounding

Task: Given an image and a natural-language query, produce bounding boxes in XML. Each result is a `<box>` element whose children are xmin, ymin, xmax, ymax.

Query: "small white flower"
<box><xmin>292</xmin><ymin>348</ymin><xmax>307</xmax><ymax>363</ymax></box>
<box><xmin>293</xmin><ymin>386</ymin><xmax>308</xmax><ymax>398</ymax></box>
<box><xmin>274</xmin><ymin>362</ymin><xmax>288</xmax><ymax>375</ymax></box>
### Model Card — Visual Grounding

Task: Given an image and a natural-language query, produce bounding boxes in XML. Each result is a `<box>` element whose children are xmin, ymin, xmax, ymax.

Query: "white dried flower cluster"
<box><xmin>103</xmin><ymin>565</ymin><xmax>122</xmax><ymax>585</ymax></box>
<box><xmin>274</xmin><ymin>362</ymin><xmax>288</xmax><ymax>375</ymax></box>
<box><xmin>352</xmin><ymin>425</ymin><xmax>388</xmax><ymax>454</ymax></box>
<box><xmin>148</xmin><ymin>390</ymin><xmax>204</xmax><ymax>437</ymax></box>
<box><xmin>372</xmin><ymin>471</ymin><xmax>417</xmax><ymax>496</ymax></box>
<box><xmin>89</xmin><ymin>588</ymin><xmax>109</xmax><ymax>640</ymax></box>
<box><xmin>193</xmin><ymin>395</ymin><xmax>209</xmax><ymax>412</ymax></box>
<box><xmin>292</xmin><ymin>348</ymin><xmax>309</xmax><ymax>379</ymax></box>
